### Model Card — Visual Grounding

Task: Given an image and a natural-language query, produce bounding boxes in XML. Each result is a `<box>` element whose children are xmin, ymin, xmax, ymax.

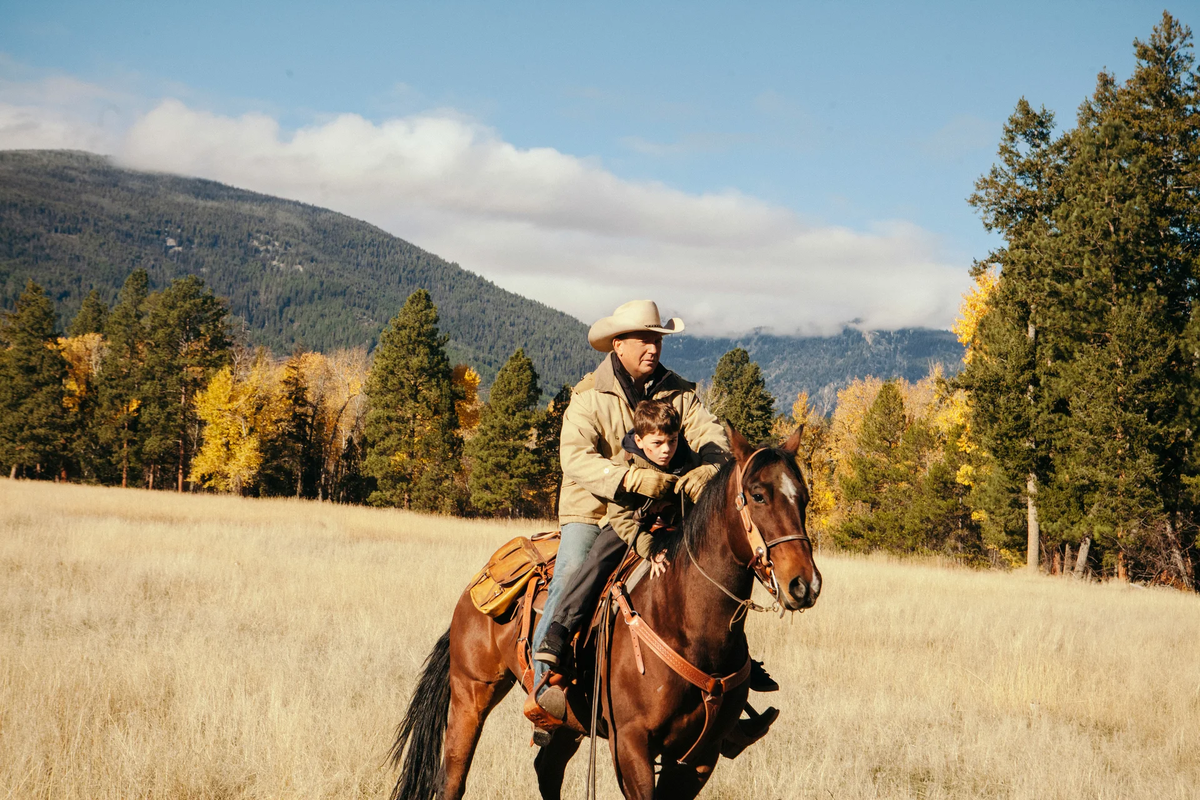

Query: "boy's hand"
<box><xmin>650</xmin><ymin>551</ymin><xmax>670</xmax><ymax>579</ymax></box>
<box><xmin>624</xmin><ymin>467</ymin><xmax>678</xmax><ymax>498</ymax></box>
<box><xmin>675</xmin><ymin>463</ymin><xmax>720</xmax><ymax>502</ymax></box>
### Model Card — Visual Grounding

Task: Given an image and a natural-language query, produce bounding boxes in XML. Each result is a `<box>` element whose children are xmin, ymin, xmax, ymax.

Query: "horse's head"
<box><xmin>724</xmin><ymin>424</ymin><xmax>822</xmax><ymax>612</ymax></box>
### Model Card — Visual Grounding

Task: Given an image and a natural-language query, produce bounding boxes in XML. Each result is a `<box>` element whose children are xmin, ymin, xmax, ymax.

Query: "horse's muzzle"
<box><xmin>783</xmin><ymin>571</ymin><xmax>821</xmax><ymax>611</ymax></box>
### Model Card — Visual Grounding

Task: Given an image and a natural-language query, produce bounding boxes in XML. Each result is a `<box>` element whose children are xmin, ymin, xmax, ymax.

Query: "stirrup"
<box><xmin>522</xmin><ymin>675</ymin><xmax>566</xmax><ymax>738</ymax></box>
<box><xmin>719</xmin><ymin>705</ymin><xmax>779</xmax><ymax>759</ymax></box>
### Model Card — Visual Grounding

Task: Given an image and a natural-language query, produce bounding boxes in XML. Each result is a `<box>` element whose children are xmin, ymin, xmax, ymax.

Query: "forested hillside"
<box><xmin>0</xmin><ymin>150</ymin><xmax>594</xmax><ymax>393</ymax></box>
<box><xmin>0</xmin><ymin>149</ymin><xmax>962</xmax><ymax>402</ymax></box>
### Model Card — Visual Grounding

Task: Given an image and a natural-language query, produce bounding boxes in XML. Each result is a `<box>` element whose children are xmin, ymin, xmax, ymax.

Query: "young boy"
<box><xmin>608</xmin><ymin>398</ymin><xmax>697</xmax><ymax>577</ymax></box>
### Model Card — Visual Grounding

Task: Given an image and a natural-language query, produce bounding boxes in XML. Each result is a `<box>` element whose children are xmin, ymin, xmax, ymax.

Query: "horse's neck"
<box><xmin>641</xmin><ymin>518</ymin><xmax>754</xmax><ymax>670</ymax></box>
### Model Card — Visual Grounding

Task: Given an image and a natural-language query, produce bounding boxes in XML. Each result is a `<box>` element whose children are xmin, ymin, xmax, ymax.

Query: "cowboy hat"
<box><xmin>587</xmin><ymin>300</ymin><xmax>685</xmax><ymax>353</ymax></box>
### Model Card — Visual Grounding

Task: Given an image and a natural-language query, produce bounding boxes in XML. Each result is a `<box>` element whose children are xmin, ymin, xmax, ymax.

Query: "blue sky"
<box><xmin>0</xmin><ymin>1</ymin><xmax>1185</xmax><ymax>334</ymax></box>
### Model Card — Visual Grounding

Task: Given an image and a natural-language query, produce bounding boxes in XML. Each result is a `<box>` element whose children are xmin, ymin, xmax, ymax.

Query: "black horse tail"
<box><xmin>388</xmin><ymin>628</ymin><xmax>451</xmax><ymax>800</ymax></box>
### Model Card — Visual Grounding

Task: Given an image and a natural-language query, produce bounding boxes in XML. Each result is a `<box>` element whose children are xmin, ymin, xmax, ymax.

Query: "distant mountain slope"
<box><xmin>0</xmin><ymin>149</ymin><xmax>596</xmax><ymax>393</ymax></box>
<box><xmin>0</xmin><ymin>149</ymin><xmax>963</xmax><ymax>409</ymax></box>
<box><xmin>664</xmin><ymin>328</ymin><xmax>963</xmax><ymax>413</ymax></box>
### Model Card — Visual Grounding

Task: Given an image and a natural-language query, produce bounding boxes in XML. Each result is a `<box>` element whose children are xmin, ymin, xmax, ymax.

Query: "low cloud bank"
<box><xmin>0</xmin><ymin>74</ymin><xmax>969</xmax><ymax>335</ymax></box>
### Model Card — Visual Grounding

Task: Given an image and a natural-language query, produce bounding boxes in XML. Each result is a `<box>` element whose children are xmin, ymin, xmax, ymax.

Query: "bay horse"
<box><xmin>388</xmin><ymin>425</ymin><xmax>821</xmax><ymax>799</ymax></box>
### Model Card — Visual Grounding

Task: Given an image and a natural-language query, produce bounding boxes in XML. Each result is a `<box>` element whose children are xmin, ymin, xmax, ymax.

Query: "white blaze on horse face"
<box><xmin>777</xmin><ymin>472</ymin><xmax>801</xmax><ymax>505</ymax></box>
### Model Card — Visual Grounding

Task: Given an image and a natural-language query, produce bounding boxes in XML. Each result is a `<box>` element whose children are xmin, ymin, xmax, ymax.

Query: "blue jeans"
<box><xmin>532</xmin><ymin>521</ymin><xmax>601</xmax><ymax>688</ymax></box>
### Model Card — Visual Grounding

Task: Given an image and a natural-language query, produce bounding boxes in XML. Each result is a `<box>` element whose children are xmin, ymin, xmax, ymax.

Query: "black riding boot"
<box><xmin>749</xmin><ymin>659</ymin><xmax>779</xmax><ymax>692</ymax></box>
<box><xmin>720</xmin><ymin>704</ymin><xmax>780</xmax><ymax>759</ymax></box>
<box><xmin>534</xmin><ymin>622</ymin><xmax>571</xmax><ymax>668</ymax></box>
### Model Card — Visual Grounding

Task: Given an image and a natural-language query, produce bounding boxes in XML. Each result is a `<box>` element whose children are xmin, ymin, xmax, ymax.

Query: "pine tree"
<box><xmin>58</xmin><ymin>332</ymin><xmax>106</xmax><ymax>481</ymax></box>
<box><xmin>68</xmin><ymin>290</ymin><xmax>109</xmax><ymax>337</ymax></box>
<box><xmin>533</xmin><ymin>384</ymin><xmax>572</xmax><ymax>518</ymax></box>
<box><xmin>959</xmin><ymin>98</ymin><xmax>1069</xmax><ymax>570</ymax></box>
<box><xmin>710</xmin><ymin>347</ymin><xmax>775</xmax><ymax>444</ymax></box>
<box><xmin>836</xmin><ymin>381</ymin><xmax>909</xmax><ymax>551</ymax></box>
<box><xmin>263</xmin><ymin>351</ymin><xmax>318</xmax><ymax>498</ymax></box>
<box><xmin>1038</xmin><ymin>15</ymin><xmax>1200</xmax><ymax>582</ymax></box>
<box><xmin>466</xmin><ymin>348</ymin><xmax>542</xmax><ymax>517</ymax></box>
<box><xmin>139</xmin><ymin>276</ymin><xmax>231</xmax><ymax>491</ymax></box>
<box><xmin>363</xmin><ymin>289</ymin><xmax>463</xmax><ymax>512</ymax></box>
<box><xmin>0</xmin><ymin>281</ymin><xmax>69</xmax><ymax>479</ymax></box>
<box><xmin>94</xmin><ymin>269</ymin><xmax>150</xmax><ymax>487</ymax></box>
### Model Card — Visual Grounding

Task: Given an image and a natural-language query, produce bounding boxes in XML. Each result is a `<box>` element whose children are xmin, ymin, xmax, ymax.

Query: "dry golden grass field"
<box><xmin>2</xmin><ymin>478</ymin><xmax>1199</xmax><ymax>799</ymax></box>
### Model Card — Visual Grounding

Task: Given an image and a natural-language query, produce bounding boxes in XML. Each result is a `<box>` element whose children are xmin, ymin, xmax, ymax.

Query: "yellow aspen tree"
<box><xmin>57</xmin><ymin>333</ymin><xmax>106</xmax><ymax>413</ymax></box>
<box><xmin>773</xmin><ymin>391</ymin><xmax>838</xmax><ymax>543</ymax></box>
<box><xmin>951</xmin><ymin>267</ymin><xmax>999</xmax><ymax>364</ymax></box>
<box><xmin>452</xmin><ymin>364</ymin><xmax>482</xmax><ymax>436</ymax></box>
<box><xmin>190</xmin><ymin>356</ymin><xmax>287</xmax><ymax>494</ymax></box>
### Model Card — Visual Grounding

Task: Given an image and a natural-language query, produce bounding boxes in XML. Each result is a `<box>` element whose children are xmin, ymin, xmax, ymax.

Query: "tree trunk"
<box><xmin>1026</xmin><ymin>472</ymin><xmax>1040</xmax><ymax>572</ymax></box>
<box><xmin>1166</xmin><ymin>515</ymin><xmax>1193</xmax><ymax>590</ymax></box>
<box><xmin>120</xmin><ymin>419</ymin><xmax>130</xmax><ymax>488</ymax></box>
<box><xmin>1064</xmin><ymin>544</ymin><xmax>1073</xmax><ymax>577</ymax></box>
<box><xmin>9</xmin><ymin>463</ymin><xmax>16</xmax><ymax>480</ymax></box>
<box><xmin>1074</xmin><ymin>537</ymin><xmax>1091</xmax><ymax>579</ymax></box>
<box><xmin>1025</xmin><ymin>318</ymin><xmax>1039</xmax><ymax>573</ymax></box>
<box><xmin>178</xmin><ymin>386</ymin><xmax>187</xmax><ymax>492</ymax></box>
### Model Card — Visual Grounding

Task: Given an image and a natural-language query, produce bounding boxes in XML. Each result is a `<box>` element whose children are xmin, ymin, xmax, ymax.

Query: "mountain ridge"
<box><xmin>0</xmin><ymin>149</ymin><xmax>964</xmax><ymax>407</ymax></box>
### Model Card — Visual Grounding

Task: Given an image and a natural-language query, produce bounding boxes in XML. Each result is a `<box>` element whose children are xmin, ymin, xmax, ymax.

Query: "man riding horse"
<box><xmin>526</xmin><ymin>299</ymin><xmax>779</xmax><ymax>744</ymax></box>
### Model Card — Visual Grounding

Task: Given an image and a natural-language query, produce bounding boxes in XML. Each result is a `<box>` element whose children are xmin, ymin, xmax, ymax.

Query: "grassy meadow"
<box><xmin>2</xmin><ymin>478</ymin><xmax>1199</xmax><ymax>799</ymax></box>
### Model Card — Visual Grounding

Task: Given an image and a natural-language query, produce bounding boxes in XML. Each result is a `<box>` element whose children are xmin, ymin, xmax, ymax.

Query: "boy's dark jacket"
<box><xmin>604</xmin><ymin>430</ymin><xmax>701</xmax><ymax>559</ymax></box>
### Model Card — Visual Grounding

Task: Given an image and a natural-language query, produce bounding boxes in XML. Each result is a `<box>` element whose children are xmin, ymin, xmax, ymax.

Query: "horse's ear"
<box><xmin>725</xmin><ymin>421</ymin><xmax>754</xmax><ymax>463</ymax></box>
<box><xmin>781</xmin><ymin>425</ymin><xmax>805</xmax><ymax>455</ymax></box>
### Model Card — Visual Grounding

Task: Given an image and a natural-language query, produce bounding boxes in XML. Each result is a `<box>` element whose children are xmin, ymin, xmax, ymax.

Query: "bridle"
<box><xmin>732</xmin><ymin>448</ymin><xmax>812</xmax><ymax>602</ymax></box>
<box><xmin>683</xmin><ymin>448</ymin><xmax>812</xmax><ymax>623</ymax></box>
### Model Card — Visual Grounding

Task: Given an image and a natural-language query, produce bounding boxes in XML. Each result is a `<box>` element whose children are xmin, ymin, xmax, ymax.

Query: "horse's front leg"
<box><xmin>533</xmin><ymin>728</ymin><xmax>583</xmax><ymax>800</ymax></box>
<box><xmin>655</xmin><ymin>751</ymin><xmax>720</xmax><ymax>800</ymax></box>
<box><xmin>610</xmin><ymin>725</ymin><xmax>656</xmax><ymax>800</ymax></box>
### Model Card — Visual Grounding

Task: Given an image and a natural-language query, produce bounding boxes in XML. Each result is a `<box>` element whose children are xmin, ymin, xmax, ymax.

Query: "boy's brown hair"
<box><xmin>633</xmin><ymin>399</ymin><xmax>681</xmax><ymax>437</ymax></box>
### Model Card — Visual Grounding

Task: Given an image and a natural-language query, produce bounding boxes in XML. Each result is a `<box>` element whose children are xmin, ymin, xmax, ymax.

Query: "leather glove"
<box><xmin>675</xmin><ymin>463</ymin><xmax>721</xmax><ymax>503</ymax></box>
<box><xmin>623</xmin><ymin>466</ymin><xmax>678</xmax><ymax>498</ymax></box>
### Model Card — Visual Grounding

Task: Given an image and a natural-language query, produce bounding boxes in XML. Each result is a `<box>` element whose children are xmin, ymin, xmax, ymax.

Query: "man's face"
<box><xmin>634</xmin><ymin>430</ymin><xmax>678</xmax><ymax>467</ymax></box>
<box><xmin>612</xmin><ymin>332</ymin><xmax>663</xmax><ymax>382</ymax></box>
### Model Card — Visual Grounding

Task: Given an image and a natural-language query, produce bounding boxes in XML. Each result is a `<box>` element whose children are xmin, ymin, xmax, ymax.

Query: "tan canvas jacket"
<box><xmin>557</xmin><ymin>355</ymin><xmax>728</xmax><ymax>526</ymax></box>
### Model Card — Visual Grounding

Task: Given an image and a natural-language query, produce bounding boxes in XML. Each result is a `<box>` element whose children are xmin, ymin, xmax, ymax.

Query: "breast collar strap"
<box><xmin>732</xmin><ymin>448</ymin><xmax>810</xmax><ymax>602</ymax></box>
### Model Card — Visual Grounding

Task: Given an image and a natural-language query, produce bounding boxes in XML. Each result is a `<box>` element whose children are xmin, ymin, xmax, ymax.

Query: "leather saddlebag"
<box><xmin>469</xmin><ymin>532</ymin><xmax>560</xmax><ymax>617</ymax></box>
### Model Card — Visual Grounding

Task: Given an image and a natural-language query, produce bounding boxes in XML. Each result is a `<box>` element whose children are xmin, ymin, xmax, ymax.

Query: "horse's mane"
<box><xmin>658</xmin><ymin>446</ymin><xmax>801</xmax><ymax>561</ymax></box>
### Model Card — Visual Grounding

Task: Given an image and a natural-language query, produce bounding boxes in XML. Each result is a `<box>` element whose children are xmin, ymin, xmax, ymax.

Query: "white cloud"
<box><xmin>0</xmin><ymin>73</ymin><xmax>970</xmax><ymax>336</ymax></box>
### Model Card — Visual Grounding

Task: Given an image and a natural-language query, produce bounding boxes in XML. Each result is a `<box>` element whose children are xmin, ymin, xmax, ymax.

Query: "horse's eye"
<box><xmin>751</xmin><ymin>492</ymin><xmax>765</xmax><ymax>503</ymax></box>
